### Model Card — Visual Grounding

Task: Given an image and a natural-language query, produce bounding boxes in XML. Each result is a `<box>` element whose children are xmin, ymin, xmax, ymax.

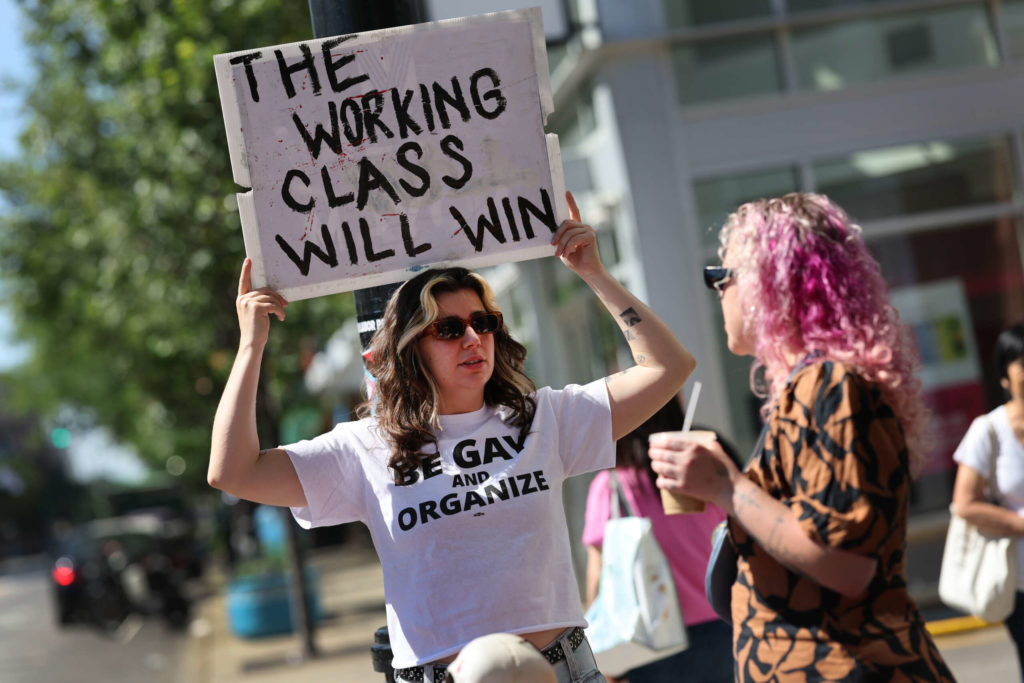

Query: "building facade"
<box><xmin>309</xmin><ymin>0</ymin><xmax>1024</xmax><ymax>599</ymax></box>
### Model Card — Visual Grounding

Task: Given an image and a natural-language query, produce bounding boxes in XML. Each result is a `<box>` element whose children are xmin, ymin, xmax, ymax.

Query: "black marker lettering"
<box><xmin>340</xmin><ymin>220</ymin><xmax>359</xmax><ymax>264</ymax></box>
<box><xmin>502</xmin><ymin>197</ymin><xmax>520</xmax><ymax>241</ymax></box>
<box><xmin>275</xmin><ymin>224</ymin><xmax>338</xmax><ymax>276</ymax></box>
<box><xmin>360</xmin><ymin>91</ymin><xmax>394</xmax><ymax>144</ymax></box>
<box><xmin>275</xmin><ymin>44</ymin><xmax>320</xmax><ymax>99</ymax></box>
<box><xmin>358</xmin><ymin>216</ymin><xmax>395</xmax><ymax>263</ymax></box>
<box><xmin>396</xmin><ymin>142</ymin><xmax>430</xmax><ymax>197</ymax></box>
<box><xmin>321</xmin><ymin>36</ymin><xmax>369</xmax><ymax>94</ymax></box>
<box><xmin>356</xmin><ymin>157</ymin><xmax>401</xmax><ymax>211</ymax></box>
<box><xmin>340</xmin><ymin>98</ymin><xmax>363</xmax><ymax>144</ymax></box>
<box><xmin>432</xmin><ymin>77</ymin><xmax>470</xmax><ymax>129</ymax></box>
<box><xmin>469</xmin><ymin>68</ymin><xmax>507</xmax><ymax>119</ymax></box>
<box><xmin>292</xmin><ymin>103</ymin><xmax>342</xmax><ymax>159</ymax></box>
<box><xmin>418</xmin><ymin>83</ymin><xmax>436</xmax><ymax>133</ymax></box>
<box><xmin>391</xmin><ymin>88</ymin><xmax>423</xmax><ymax>138</ymax></box>
<box><xmin>518</xmin><ymin>189</ymin><xmax>558</xmax><ymax>237</ymax></box>
<box><xmin>451</xmin><ymin>197</ymin><xmax>506</xmax><ymax>252</ymax></box>
<box><xmin>229</xmin><ymin>52</ymin><xmax>263</xmax><ymax>103</ymax></box>
<box><xmin>440</xmin><ymin>134</ymin><xmax>473</xmax><ymax>190</ymax></box>
<box><xmin>281</xmin><ymin>169</ymin><xmax>314</xmax><ymax>213</ymax></box>
<box><xmin>400</xmin><ymin>213</ymin><xmax>431</xmax><ymax>258</ymax></box>
<box><xmin>321</xmin><ymin>165</ymin><xmax>354</xmax><ymax>208</ymax></box>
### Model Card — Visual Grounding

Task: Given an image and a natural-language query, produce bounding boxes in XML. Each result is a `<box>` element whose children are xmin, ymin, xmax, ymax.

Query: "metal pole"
<box><xmin>307</xmin><ymin>0</ymin><xmax>427</xmax><ymax>364</ymax></box>
<box><xmin>294</xmin><ymin>0</ymin><xmax>427</xmax><ymax>667</ymax></box>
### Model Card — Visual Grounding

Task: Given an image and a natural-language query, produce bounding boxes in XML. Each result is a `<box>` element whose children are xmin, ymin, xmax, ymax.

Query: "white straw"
<box><xmin>681</xmin><ymin>381</ymin><xmax>702</xmax><ymax>432</ymax></box>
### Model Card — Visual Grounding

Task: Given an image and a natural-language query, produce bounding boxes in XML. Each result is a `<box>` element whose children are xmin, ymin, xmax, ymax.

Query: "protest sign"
<box><xmin>214</xmin><ymin>7</ymin><xmax>565</xmax><ymax>301</ymax></box>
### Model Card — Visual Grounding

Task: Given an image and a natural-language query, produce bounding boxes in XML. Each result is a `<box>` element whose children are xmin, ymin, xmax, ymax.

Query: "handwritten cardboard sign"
<box><xmin>214</xmin><ymin>7</ymin><xmax>565</xmax><ymax>300</ymax></box>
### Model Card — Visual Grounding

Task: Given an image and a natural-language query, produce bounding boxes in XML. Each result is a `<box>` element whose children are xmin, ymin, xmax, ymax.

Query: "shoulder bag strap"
<box><xmin>608</xmin><ymin>470</ymin><xmax>636</xmax><ymax>518</ymax></box>
<box><xmin>985</xmin><ymin>414</ymin><xmax>1001</xmax><ymax>504</ymax></box>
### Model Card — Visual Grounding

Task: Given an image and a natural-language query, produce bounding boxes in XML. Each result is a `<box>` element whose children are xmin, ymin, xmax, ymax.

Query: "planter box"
<box><xmin>226</xmin><ymin>569</ymin><xmax>323</xmax><ymax>638</ymax></box>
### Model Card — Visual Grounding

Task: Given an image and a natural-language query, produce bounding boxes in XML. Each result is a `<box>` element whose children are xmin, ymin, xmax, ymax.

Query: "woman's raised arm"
<box><xmin>208</xmin><ymin>258</ymin><xmax>306</xmax><ymax>508</ymax></box>
<box><xmin>551</xmin><ymin>192</ymin><xmax>695</xmax><ymax>440</ymax></box>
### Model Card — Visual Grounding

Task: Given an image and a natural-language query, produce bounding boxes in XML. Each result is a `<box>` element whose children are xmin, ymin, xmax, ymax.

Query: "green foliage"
<box><xmin>0</xmin><ymin>0</ymin><xmax>354</xmax><ymax>490</ymax></box>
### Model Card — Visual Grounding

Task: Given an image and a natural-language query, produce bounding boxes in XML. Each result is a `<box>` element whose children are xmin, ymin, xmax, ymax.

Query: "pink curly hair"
<box><xmin>719</xmin><ymin>193</ymin><xmax>928</xmax><ymax>473</ymax></box>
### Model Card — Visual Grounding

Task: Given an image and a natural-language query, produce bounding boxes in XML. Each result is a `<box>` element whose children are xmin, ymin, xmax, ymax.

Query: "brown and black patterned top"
<box><xmin>730</xmin><ymin>360</ymin><xmax>955</xmax><ymax>682</ymax></box>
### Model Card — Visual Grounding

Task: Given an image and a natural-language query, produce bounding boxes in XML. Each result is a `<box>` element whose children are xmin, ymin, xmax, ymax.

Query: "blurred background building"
<box><xmin>304</xmin><ymin>0</ymin><xmax>1024</xmax><ymax>602</ymax></box>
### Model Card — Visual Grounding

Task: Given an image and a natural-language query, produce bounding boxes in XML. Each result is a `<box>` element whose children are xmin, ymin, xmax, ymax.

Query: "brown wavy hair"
<box><xmin>358</xmin><ymin>267</ymin><xmax>536</xmax><ymax>484</ymax></box>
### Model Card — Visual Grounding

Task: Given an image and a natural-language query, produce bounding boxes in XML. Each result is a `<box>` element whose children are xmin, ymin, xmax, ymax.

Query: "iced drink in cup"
<box><xmin>649</xmin><ymin>429</ymin><xmax>717</xmax><ymax>514</ymax></box>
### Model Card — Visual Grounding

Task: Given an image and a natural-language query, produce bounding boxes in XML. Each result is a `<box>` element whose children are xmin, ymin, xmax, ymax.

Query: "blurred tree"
<box><xmin>0</xmin><ymin>0</ymin><xmax>354</xmax><ymax>491</ymax></box>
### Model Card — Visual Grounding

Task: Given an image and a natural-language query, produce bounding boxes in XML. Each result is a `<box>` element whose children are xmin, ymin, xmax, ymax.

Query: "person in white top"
<box><xmin>208</xmin><ymin>191</ymin><xmax>695</xmax><ymax>683</ymax></box>
<box><xmin>952</xmin><ymin>322</ymin><xmax>1024</xmax><ymax>679</ymax></box>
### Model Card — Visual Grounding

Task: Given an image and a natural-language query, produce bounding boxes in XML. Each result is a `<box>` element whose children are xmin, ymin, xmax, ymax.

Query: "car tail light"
<box><xmin>52</xmin><ymin>557</ymin><xmax>75</xmax><ymax>586</ymax></box>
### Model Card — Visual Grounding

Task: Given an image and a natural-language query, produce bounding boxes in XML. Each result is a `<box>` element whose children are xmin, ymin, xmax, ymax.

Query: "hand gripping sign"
<box><xmin>214</xmin><ymin>7</ymin><xmax>566</xmax><ymax>301</ymax></box>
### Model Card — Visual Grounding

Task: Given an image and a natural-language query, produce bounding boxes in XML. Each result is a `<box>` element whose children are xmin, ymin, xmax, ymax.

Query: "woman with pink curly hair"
<box><xmin>649</xmin><ymin>194</ymin><xmax>954</xmax><ymax>682</ymax></box>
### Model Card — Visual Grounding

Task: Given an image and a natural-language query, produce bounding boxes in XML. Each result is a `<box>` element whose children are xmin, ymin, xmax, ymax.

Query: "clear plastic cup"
<box><xmin>650</xmin><ymin>429</ymin><xmax>716</xmax><ymax>514</ymax></box>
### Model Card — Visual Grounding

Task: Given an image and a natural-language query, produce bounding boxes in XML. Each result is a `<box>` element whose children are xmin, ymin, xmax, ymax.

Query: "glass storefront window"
<box><xmin>693</xmin><ymin>167</ymin><xmax>801</xmax><ymax>247</ymax></box>
<box><xmin>663</xmin><ymin>0</ymin><xmax>773</xmax><ymax>28</ymax></box>
<box><xmin>868</xmin><ymin>218</ymin><xmax>1024</xmax><ymax>511</ymax></box>
<box><xmin>813</xmin><ymin>136</ymin><xmax>1016</xmax><ymax>221</ymax></box>
<box><xmin>792</xmin><ymin>5</ymin><xmax>997</xmax><ymax>92</ymax></box>
<box><xmin>1004</xmin><ymin>0</ymin><xmax>1024</xmax><ymax>61</ymax></box>
<box><xmin>670</xmin><ymin>33</ymin><xmax>783</xmax><ymax>104</ymax></box>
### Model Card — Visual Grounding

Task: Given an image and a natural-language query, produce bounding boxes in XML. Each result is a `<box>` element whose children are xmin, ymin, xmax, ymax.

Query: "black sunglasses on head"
<box><xmin>703</xmin><ymin>266</ymin><xmax>736</xmax><ymax>293</ymax></box>
<box><xmin>421</xmin><ymin>312</ymin><xmax>503</xmax><ymax>340</ymax></box>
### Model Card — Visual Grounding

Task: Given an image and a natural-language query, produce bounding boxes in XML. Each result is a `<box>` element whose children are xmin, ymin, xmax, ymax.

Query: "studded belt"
<box><xmin>394</xmin><ymin>626</ymin><xmax>587</xmax><ymax>682</ymax></box>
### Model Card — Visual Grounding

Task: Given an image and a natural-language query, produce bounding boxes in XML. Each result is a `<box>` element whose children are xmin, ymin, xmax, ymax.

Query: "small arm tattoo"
<box><xmin>619</xmin><ymin>307</ymin><xmax>642</xmax><ymax>327</ymax></box>
<box><xmin>624</xmin><ymin>329</ymin><xmax>636</xmax><ymax>341</ymax></box>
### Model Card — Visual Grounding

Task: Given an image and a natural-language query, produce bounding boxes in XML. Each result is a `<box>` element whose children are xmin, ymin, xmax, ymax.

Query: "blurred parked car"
<box><xmin>49</xmin><ymin>513</ymin><xmax>192</xmax><ymax>633</ymax></box>
<box><xmin>105</xmin><ymin>484</ymin><xmax>207</xmax><ymax>579</ymax></box>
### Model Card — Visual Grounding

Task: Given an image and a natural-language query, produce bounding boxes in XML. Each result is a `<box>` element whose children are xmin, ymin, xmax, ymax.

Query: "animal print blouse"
<box><xmin>730</xmin><ymin>361</ymin><xmax>955</xmax><ymax>682</ymax></box>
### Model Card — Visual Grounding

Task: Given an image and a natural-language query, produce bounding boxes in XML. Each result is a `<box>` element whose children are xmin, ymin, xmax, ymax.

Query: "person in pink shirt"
<box><xmin>582</xmin><ymin>397</ymin><xmax>732</xmax><ymax>683</ymax></box>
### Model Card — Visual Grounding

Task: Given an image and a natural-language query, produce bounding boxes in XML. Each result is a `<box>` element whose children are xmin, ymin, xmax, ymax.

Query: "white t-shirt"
<box><xmin>284</xmin><ymin>379</ymin><xmax>614</xmax><ymax>668</ymax></box>
<box><xmin>952</xmin><ymin>405</ymin><xmax>1024</xmax><ymax>586</ymax></box>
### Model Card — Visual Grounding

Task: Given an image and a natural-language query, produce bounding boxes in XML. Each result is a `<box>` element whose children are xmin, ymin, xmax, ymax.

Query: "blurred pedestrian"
<box><xmin>208</xmin><ymin>192</ymin><xmax>695</xmax><ymax>683</ymax></box>
<box><xmin>582</xmin><ymin>396</ymin><xmax>732</xmax><ymax>683</ymax></box>
<box><xmin>649</xmin><ymin>193</ymin><xmax>954</xmax><ymax>681</ymax></box>
<box><xmin>951</xmin><ymin>322</ymin><xmax>1024</xmax><ymax>679</ymax></box>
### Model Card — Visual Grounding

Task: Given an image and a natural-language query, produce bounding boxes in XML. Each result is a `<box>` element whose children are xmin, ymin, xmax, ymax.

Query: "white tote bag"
<box><xmin>938</xmin><ymin>416</ymin><xmax>1017</xmax><ymax>623</ymax></box>
<box><xmin>584</xmin><ymin>473</ymin><xmax>687</xmax><ymax>678</ymax></box>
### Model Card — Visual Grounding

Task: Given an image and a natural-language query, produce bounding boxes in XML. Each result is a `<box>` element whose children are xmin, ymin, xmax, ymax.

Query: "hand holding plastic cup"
<box><xmin>651</xmin><ymin>382</ymin><xmax>710</xmax><ymax>515</ymax></box>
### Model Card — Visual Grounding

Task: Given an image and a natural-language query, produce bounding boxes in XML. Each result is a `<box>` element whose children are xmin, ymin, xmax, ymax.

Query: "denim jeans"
<box><xmin>551</xmin><ymin>629</ymin><xmax>606</xmax><ymax>683</ymax></box>
<box><xmin>1002</xmin><ymin>590</ymin><xmax>1024</xmax><ymax>682</ymax></box>
<box><xmin>624</xmin><ymin>619</ymin><xmax>733</xmax><ymax>683</ymax></box>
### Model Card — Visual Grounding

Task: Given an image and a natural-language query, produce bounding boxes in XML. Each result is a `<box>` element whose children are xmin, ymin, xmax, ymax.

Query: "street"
<box><xmin>3</xmin><ymin>549</ymin><xmax>1022</xmax><ymax>682</ymax></box>
<box><xmin>0</xmin><ymin>557</ymin><xmax>188</xmax><ymax>683</ymax></box>
<box><xmin>935</xmin><ymin>623</ymin><xmax>1020</xmax><ymax>681</ymax></box>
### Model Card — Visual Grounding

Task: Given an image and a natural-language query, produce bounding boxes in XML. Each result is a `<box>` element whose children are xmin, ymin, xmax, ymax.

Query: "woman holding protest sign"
<box><xmin>209</xmin><ymin>191</ymin><xmax>695</xmax><ymax>683</ymax></box>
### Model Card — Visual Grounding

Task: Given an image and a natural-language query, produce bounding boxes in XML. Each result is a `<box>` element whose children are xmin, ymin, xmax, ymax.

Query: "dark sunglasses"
<box><xmin>703</xmin><ymin>266</ymin><xmax>736</xmax><ymax>294</ymax></box>
<box><xmin>421</xmin><ymin>312</ymin><xmax>503</xmax><ymax>341</ymax></box>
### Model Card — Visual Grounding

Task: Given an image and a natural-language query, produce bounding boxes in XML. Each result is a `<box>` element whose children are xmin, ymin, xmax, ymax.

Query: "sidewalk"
<box><xmin>183</xmin><ymin>541</ymin><xmax>390</xmax><ymax>683</ymax></box>
<box><xmin>181</xmin><ymin>542</ymin><xmax>1019</xmax><ymax>682</ymax></box>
